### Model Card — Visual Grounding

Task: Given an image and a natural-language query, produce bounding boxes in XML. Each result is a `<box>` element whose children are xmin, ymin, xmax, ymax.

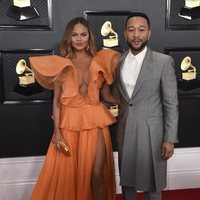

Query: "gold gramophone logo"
<box><xmin>109</xmin><ymin>104</ymin><xmax>118</xmax><ymax>117</ymax></box>
<box><xmin>178</xmin><ymin>0</ymin><xmax>200</xmax><ymax>20</ymax></box>
<box><xmin>16</xmin><ymin>59</ymin><xmax>35</xmax><ymax>86</ymax></box>
<box><xmin>101</xmin><ymin>21</ymin><xmax>119</xmax><ymax>48</ymax></box>
<box><xmin>7</xmin><ymin>0</ymin><xmax>40</xmax><ymax>21</ymax></box>
<box><xmin>185</xmin><ymin>0</ymin><xmax>200</xmax><ymax>8</ymax></box>
<box><xmin>181</xmin><ymin>56</ymin><xmax>197</xmax><ymax>80</ymax></box>
<box><xmin>13</xmin><ymin>0</ymin><xmax>31</xmax><ymax>7</ymax></box>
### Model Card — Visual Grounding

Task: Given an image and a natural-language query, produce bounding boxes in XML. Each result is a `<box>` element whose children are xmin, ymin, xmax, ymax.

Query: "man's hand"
<box><xmin>162</xmin><ymin>142</ymin><xmax>174</xmax><ymax>160</ymax></box>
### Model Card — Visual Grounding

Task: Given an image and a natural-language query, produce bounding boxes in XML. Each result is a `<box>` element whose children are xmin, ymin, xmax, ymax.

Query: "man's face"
<box><xmin>124</xmin><ymin>16</ymin><xmax>151</xmax><ymax>55</ymax></box>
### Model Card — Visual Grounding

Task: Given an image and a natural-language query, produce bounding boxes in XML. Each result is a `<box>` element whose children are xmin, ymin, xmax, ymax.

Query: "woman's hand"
<box><xmin>52</xmin><ymin>130</ymin><xmax>65</xmax><ymax>151</ymax></box>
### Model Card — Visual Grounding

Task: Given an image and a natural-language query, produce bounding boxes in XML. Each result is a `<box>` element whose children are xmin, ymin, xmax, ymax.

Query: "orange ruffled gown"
<box><xmin>29</xmin><ymin>49</ymin><xmax>119</xmax><ymax>200</ymax></box>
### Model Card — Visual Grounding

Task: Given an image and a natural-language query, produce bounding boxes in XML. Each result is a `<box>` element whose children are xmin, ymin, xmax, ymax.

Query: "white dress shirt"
<box><xmin>122</xmin><ymin>47</ymin><xmax>147</xmax><ymax>98</ymax></box>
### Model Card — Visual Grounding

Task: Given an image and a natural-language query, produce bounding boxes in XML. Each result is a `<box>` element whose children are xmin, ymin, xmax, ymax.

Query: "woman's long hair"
<box><xmin>60</xmin><ymin>17</ymin><xmax>97</xmax><ymax>58</ymax></box>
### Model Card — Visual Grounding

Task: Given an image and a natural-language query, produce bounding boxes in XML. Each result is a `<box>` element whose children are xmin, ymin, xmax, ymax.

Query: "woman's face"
<box><xmin>71</xmin><ymin>23</ymin><xmax>89</xmax><ymax>51</ymax></box>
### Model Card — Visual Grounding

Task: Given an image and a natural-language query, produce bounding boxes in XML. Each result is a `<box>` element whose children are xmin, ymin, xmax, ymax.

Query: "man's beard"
<box><xmin>127</xmin><ymin>39</ymin><xmax>148</xmax><ymax>53</ymax></box>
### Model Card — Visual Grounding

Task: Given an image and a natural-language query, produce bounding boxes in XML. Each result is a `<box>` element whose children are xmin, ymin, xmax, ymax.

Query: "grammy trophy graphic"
<box><xmin>178</xmin><ymin>0</ymin><xmax>200</xmax><ymax>20</ymax></box>
<box><xmin>178</xmin><ymin>56</ymin><xmax>200</xmax><ymax>91</ymax></box>
<box><xmin>181</xmin><ymin>56</ymin><xmax>196</xmax><ymax>81</ymax></box>
<box><xmin>7</xmin><ymin>0</ymin><xmax>40</xmax><ymax>21</ymax></box>
<box><xmin>16</xmin><ymin>59</ymin><xmax>35</xmax><ymax>85</ymax></box>
<box><xmin>101</xmin><ymin>21</ymin><xmax>119</xmax><ymax>48</ymax></box>
<box><xmin>13</xmin><ymin>58</ymin><xmax>43</xmax><ymax>96</ymax></box>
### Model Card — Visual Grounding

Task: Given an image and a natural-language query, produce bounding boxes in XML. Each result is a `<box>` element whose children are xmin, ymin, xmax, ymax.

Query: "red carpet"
<box><xmin>116</xmin><ymin>188</ymin><xmax>200</xmax><ymax>200</ymax></box>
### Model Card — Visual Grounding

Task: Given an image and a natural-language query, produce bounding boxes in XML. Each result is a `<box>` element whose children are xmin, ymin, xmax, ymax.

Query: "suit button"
<box><xmin>129</xmin><ymin>104</ymin><xmax>133</xmax><ymax>107</ymax></box>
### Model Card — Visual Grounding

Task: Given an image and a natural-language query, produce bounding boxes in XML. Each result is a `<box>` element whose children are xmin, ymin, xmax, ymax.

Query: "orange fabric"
<box><xmin>29</xmin><ymin>49</ymin><xmax>119</xmax><ymax>200</ymax></box>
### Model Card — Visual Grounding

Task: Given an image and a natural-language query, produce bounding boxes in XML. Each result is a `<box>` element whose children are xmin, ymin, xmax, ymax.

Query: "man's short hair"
<box><xmin>125</xmin><ymin>12</ymin><xmax>150</xmax><ymax>28</ymax></box>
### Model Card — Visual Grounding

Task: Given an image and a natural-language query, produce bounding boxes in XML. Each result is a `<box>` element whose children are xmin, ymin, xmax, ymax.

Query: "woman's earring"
<box><xmin>86</xmin><ymin>45</ymin><xmax>90</xmax><ymax>51</ymax></box>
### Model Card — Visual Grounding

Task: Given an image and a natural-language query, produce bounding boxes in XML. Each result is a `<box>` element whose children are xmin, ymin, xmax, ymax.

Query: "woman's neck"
<box><xmin>73</xmin><ymin>50</ymin><xmax>90</xmax><ymax>59</ymax></box>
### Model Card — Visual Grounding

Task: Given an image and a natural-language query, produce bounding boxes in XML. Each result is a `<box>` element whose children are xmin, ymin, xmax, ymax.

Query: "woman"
<box><xmin>29</xmin><ymin>17</ymin><xmax>120</xmax><ymax>200</ymax></box>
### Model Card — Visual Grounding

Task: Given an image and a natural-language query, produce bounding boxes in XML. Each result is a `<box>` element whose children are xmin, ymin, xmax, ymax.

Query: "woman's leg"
<box><xmin>91</xmin><ymin>129</ymin><xmax>107</xmax><ymax>200</ymax></box>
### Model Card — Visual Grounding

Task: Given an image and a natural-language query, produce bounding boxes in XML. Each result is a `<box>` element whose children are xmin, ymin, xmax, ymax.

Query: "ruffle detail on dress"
<box><xmin>29</xmin><ymin>51</ymin><xmax>119</xmax><ymax>106</ymax></box>
<box><xmin>29</xmin><ymin>55</ymin><xmax>75</xmax><ymax>90</ymax></box>
<box><xmin>92</xmin><ymin>49</ymin><xmax>120</xmax><ymax>85</ymax></box>
<box><xmin>60</xmin><ymin>103</ymin><xmax>116</xmax><ymax>131</ymax></box>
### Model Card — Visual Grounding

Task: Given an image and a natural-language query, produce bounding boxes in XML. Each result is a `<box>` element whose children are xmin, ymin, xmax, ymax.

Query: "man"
<box><xmin>116</xmin><ymin>12</ymin><xmax>179</xmax><ymax>200</ymax></box>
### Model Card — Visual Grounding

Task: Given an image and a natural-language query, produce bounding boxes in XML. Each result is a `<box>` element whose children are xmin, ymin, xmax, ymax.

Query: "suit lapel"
<box><xmin>118</xmin><ymin>51</ymin><xmax>130</xmax><ymax>101</ymax></box>
<box><xmin>131</xmin><ymin>48</ymin><xmax>153</xmax><ymax>99</ymax></box>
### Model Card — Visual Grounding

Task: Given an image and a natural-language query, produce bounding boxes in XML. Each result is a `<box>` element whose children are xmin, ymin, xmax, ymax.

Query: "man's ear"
<box><xmin>148</xmin><ymin>30</ymin><xmax>151</xmax><ymax>40</ymax></box>
<box><xmin>124</xmin><ymin>30</ymin><xmax>127</xmax><ymax>40</ymax></box>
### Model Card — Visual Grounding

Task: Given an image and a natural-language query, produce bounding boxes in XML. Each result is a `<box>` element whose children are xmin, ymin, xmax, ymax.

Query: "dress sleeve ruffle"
<box><xmin>29</xmin><ymin>55</ymin><xmax>74</xmax><ymax>90</ymax></box>
<box><xmin>93</xmin><ymin>49</ymin><xmax>120</xmax><ymax>85</ymax></box>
